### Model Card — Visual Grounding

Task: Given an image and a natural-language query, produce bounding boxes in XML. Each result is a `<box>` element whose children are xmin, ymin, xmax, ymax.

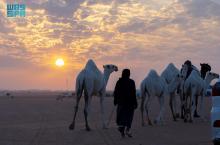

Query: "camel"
<box><xmin>194</xmin><ymin>63</ymin><xmax>212</xmax><ymax>117</ymax></box>
<box><xmin>69</xmin><ymin>59</ymin><xmax>118</xmax><ymax>131</ymax></box>
<box><xmin>161</xmin><ymin>63</ymin><xmax>183</xmax><ymax>121</ymax></box>
<box><xmin>180</xmin><ymin>63</ymin><xmax>212</xmax><ymax>118</ymax></box>
<box><xmin>181</xmin><ymin>64</ymin><xmax>200</xmax><ymax>79</ymax></box>
<box><xmin>179</xmin><ymin>63</ymin><xmax>200</xmax><ymax>118</ymax></box>
<box><xmin>183</xmin><ymin>70</ymin><xmax>219</xmax><ymax>122</ymax></box>
<box><xmin>140</xmin><ymin>69</ymin><xmax>183</xmax><ymax>126</ymax></box>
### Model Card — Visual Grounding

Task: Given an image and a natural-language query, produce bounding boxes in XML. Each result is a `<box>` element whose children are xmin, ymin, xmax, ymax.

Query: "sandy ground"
<box><xmin>0</xmin><ymin>93</ymin><xmax>213</xmax><ymax>145</ymax></box>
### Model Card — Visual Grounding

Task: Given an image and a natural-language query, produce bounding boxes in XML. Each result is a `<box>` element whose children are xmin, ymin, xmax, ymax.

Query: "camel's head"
<box><xmin>200</xmin><ymin>63</ymin><xmax>211</xmax><ymax>71</ymax></box>
<box><xmin>206</xmin><ymin>72</ymin><xmax>219</xmax><ymax>80</ymax></box>
<box><xmin>103</xmin><ymin>64</ymin><xmax>118</xmax><ymax>73</ymax></box>
<box><xmin>200</xmin><ymin>63</ymin><xmax>211</xmax><ymax>79</ymax></box>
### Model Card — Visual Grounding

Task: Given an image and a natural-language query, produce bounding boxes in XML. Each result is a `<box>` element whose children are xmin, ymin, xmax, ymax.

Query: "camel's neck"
<box><xmin>200</xmin><ymin>70</ymin><xmax>208</xmax><ymax>80</ymax></box>
<box><xmin>103</xmin><ymin>69</ymin><xmax>111</xmax><ymax>87</ymax></box>
<box><xmin>204</xmin><ymin>76</ymin><xmax>214</xmax><ymax>88</ymax></box>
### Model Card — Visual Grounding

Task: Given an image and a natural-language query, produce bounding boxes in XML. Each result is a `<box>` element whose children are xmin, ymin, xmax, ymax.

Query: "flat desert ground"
<box><xmin>0</xmin><ymin>92</ymin><xmax>213</xmax><ymax>145</ymax></box>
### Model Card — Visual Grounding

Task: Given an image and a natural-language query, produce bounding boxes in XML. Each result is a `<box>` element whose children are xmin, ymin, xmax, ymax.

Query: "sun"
<box><xmin>55</xmin><ymin>58</ymin><xmax>64</xmax><ymax>67</ymax></box>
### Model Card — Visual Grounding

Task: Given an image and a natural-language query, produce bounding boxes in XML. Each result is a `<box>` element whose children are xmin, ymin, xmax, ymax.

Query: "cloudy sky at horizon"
<box><xmin>0</xmin><ymin>0</ymin><xmax>220</xmax><ymax>90</ymax></box>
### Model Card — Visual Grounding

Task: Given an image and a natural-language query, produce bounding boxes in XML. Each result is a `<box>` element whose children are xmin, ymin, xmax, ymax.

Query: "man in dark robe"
<box><xmin>113</xmin><ymin>69</ymin><xmax>137</xmax><ymax>138</ymax></box>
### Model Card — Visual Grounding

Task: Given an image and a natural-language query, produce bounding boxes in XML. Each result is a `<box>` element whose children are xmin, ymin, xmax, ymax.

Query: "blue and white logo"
<box><xmin>7</xmin><ymin>3</ymin><xmax>26</xmax><ymax>17</ymax></box>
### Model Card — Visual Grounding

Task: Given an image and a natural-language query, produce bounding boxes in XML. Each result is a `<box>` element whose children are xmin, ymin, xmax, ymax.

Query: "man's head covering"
<box><xmin>122</xmin><ymin>69</ymin><xmax>130</xmax><ymax>78</ymax></box>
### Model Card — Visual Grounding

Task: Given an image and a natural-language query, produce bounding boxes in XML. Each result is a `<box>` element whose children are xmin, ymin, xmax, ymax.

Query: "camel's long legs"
<box><xmin>169</xmin><ymin>93</ymin><xmax>176</xmax><ymax>121</ymax></box>
<box><xmin>194</xmin><ymin>95</ymin><xmax>200</xmax><ymax>117</ymax></box>
<box><xmin>100</xmin><ymin>91</ymin><xmax>107</xmax><ymax>129</ymax></box>
<box><xmin>184</xmin><ymin>93</ymin><xmax>189</xmax><ymax>122</ymax></box>
<box><xmin>189</xmin><ymin>94</ymin><xmax>193</xmax><ymax>122</ymax></box>
<box><xmin>173</xmin><ymin>93</ymin><xmax>178</xmax><ymax>117</ymax></box>
<box><xmin>190</xmin><ymin>90</ymin><xmax>196</xmax><ymax>122</ymax></box>
<box><xmin>179</xmin><ymin>82</ymin><xmax>186</xmax><ymax>119</ymax></box>
<box><xmin>189</xmin><ymin>89</ymin><xmax>197</xmax><ymax>122</ymax></box>
<box><xmin>145</xmin><ymin>95</ymin><xmax>152</xmax><ymax>126</ymax></box>
<box><xmin>69</xmin><ymin>92</ymin><xmax>83</xmax><ymax>130</ymax></box>
<box><xmin>199</xmin><ymin>94</ymin><xmax>205</xmax><ymax>120</ymax></box>
<box><xmin>156</xmin><ymin>95</ymin><xmax>165</xmax><ymax>124</ymax></box>
<box><xmin>181</xmin><ymin>92</ymin><xmax>186</xmax><ymax>119</ymax></box>
<box><xmin>84</xmin><ymin>92</ymin><xmax>92</xmax><ymax>131</ymax></box>
<box><xmin>140</xmin><ymin>92</ymin><xmax>146</xmax><ymax>126</ymax></box>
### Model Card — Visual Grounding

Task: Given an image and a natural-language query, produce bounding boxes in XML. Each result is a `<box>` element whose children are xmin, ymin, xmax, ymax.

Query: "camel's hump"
<box><xmin>163</xmin><ymin>63</ymin><xmax>179</xmax><ymax>74</ymax></box>
<box><xmin>148</xmin><ymin>69</ymin><xmax>159</xmax><ymax>78</ymax></box>
<box><xmin>85</xmin><ymin>59</ymin><xmax>99</xmax><ymax>70</ymax></box>
<box><xmin>191</xmin><ymin>70</ymin><xmax>200</xmax><ymax>77</ymax></box>
<box><xmin>166</xmin><ymin>63</ymin><xmax>178</xmax><ymax>71</ymax></box>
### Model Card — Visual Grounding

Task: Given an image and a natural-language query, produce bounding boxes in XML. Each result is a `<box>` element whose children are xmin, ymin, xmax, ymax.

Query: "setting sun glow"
<box><xmin>55</xmin><ymin>58</ymin><xmax>64</xmax><ymax>67</ymax></box>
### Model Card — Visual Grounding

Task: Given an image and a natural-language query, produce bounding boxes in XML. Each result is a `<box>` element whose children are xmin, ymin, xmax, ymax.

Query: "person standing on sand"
<box><xmin>113</xmin><ymin>69</ymin><xmax>137</xmax><ymax>138</ymax></box>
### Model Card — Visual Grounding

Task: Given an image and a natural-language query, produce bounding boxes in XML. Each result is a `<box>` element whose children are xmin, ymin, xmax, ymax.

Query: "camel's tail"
<box><xmin>75</xmin><ymin>75</ymin><xmax>84</xmax><ymax>97</ymax></box>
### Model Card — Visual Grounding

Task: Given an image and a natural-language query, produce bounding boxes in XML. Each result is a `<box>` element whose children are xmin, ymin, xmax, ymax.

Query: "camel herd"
<box><xmin>69</xmin><ymin>59</ymin><xmax>219</xmax><ymax>131</ymax></box>
<box><xmin>140</xmin><ymin>65</ymin><xmax>183</xmax><ymax>126</ymax></box>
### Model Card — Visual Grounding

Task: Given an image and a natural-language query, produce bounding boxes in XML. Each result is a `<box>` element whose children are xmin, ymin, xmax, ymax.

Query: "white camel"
<box><xmin>161</xmin><ymin>63</ymin><xmax>183</xmax><ymax>121</ymax></box>
<box><xmin>140</xmin><ymin>69</ymin><xmax>173</xmax><ymax>126</ymax></box>
<box><xmin>69</xmin><ymin>59</ymin><xmax>118</xmax><ymax>131</ymax></box>
<box><xmin>179</xmin><ymin>63</ymin><xmax>200</xmax><ymax>118</ymax></box>
<box><xmin>141</xmin><ymin>69</ymin><xmax>183</xmax><ymax>126</ymax></box>
<box><xmin>183</xmin><ymin>69</ymin><xmax>219</xmax><ymax>122</ymax></box>
<box><xmin>180</xmin><ymin>63</ymin><xmax>212</xmax><ymax>119</ymax></box>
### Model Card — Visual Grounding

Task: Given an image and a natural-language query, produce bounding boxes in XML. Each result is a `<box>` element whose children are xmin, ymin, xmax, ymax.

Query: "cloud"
<box><xmin>181</xmin><ymin>0</ymin><xmax>220</xmax><ymax>18</ymax></box>
<box><xmin>0</xmin><ymin>55</ymin><xmax>32</xmax><ymax>68</ymax></box>
<box><xmin>27</xmin><ymin>0</ymin><xmax>84</xmax><ymax>17</ymax></box>
<box><xmin>210</xmin><ymin>0</ymin><xmax>220</xmax><ymax>5</ymax></box>
<box><xmin>0</xmin><ymin>1</ymin><xmax>74</xmax><ymax>66</ymax></box>
<box><xmin>69</xmin><ymin>0</ymin><xmax>220</xmax><ymax>71</ymax></box>
<box><xmin>0</xmin><ymin>0</ymin><xmax>220</xmax><ymax>89</ymax></box>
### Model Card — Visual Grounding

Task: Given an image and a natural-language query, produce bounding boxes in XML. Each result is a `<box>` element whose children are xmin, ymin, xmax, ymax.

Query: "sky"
<box><xmin>0</xmin><ymin>0</ymin><xmax>220</xmax><ymax>90</ymax></box>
